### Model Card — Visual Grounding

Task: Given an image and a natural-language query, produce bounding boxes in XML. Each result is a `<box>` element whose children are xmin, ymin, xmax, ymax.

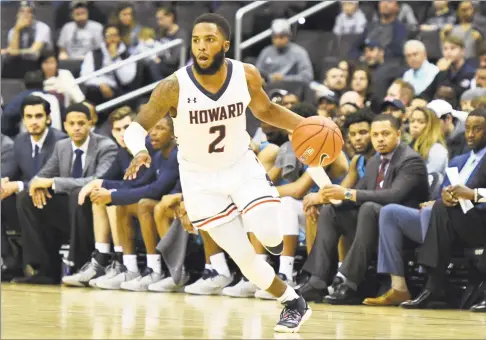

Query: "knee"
<box><xmin>360</xmin><ymin>201</ymin><xmax>382</xmax><ymax>214</ymax></box>
<box><xmin>379</xmin><ymin>204</ymin><xmax>402</xmax><ymax>229</ymax></box>
<box><xmin>243</xmin><ymin>204</ymin><xmax>283</xmax><ymax>246</ymax></box>
<box><xmin>318</xmin><ymin>204</ymin><xmax>335</xmax><ymax>218</ymax></box>
<box><xmin>154</xmin><ymin>201</ymin><xmax>169</xmax><ymax>220</ymax></box>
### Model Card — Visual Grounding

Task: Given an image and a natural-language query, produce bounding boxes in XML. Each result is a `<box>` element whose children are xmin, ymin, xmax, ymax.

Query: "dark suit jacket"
<box><xmin>36</xmin><ymin>133</ymin><xmax>117</xmax><ymax>194</ymax></box>
<box><xmin>11</xmin><ymin>128</ymin><xmax>67</xmax><ymax>189</ymax></box>
<box><xmin>355</xmin><ymin>143</ymin><xmax>429</xmax><ymax>208</ymax></box>
<box><xmin>1</xmin><ymin>134</ymin><xmax>15</xmax><ymax>178</ymax></box>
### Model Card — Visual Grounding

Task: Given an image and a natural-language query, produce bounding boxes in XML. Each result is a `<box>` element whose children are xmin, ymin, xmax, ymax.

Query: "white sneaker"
<box><xmin>89</xmin><ymin>259</ymin><xmax>124</xmax><ymax>288</ymax></box>
<box><xmin>62</xmin><ymin>258</ymin><xmax>105</xmax><ymax>287</ymax></box>
<box><xmin>95</xmin><ymin>264</ymin><xmax>140</xmax><ymax>290</ymax></box>
<box><xmin>222</xmin><ymin>277</ymin><xmax>257</xmax><ymax>298</ymax></box>
<box><xmin>120</xmin><ymin>268</ymin><xmax>164</xmax><ymax>292</ymax></box>
<box><xmin>184</xmin><ymin>269</ymin><xmax>233</xmax><ymax>295</ymax></box>
<box><xmin>255</xmin><ymin>273</ymin><xmax>296</xmax><ymax>300</ymax></box>
<box><xmin>148</xmin><ymin>272</ymin><xmax>190</xmax><ymax>292</ymax></box>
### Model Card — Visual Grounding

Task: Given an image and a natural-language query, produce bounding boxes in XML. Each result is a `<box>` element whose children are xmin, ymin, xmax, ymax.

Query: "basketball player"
<box><xmin>124</xmin><ymin>14</ymin><xmax>311</xmax><ymax>333</ymax></box>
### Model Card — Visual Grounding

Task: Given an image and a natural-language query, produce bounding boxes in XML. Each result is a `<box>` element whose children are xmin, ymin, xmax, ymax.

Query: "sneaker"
<box><xmin>274</xmin><ymin>296</ymin><xmax>312</xmax><ymax>333</ymax></box>
<box><xmin>255</xmin><ymin>273</ymin><xmax>296</xmax><ymax>300</ymax></box>
<box><xmin>184</xmin><ymin>269</ymin><xmax>233</xmax><ymax>295</ymax></box>
<box><xmin>327</xmin><ymin>276</ymin><xmax>344</xmax><ymax>295</ymax></box>
<box><xmin>148</xmin><ymin>271</ymin><xmax>190</xmax><ymax>293</ymax></box>
<box><xmin>222</xmin><ymin>277</ymin><xmax>257</xmax><ymax>298</ymax></box>
<box><xmin>62</xmin><ymin>258</ymin><xmax>106</xmax><ymax>287</ymax></box>
<box><xmin>95</xmin><ymin>264</ymin><xmax>139</xmax><ymax>290</ymax></box>
<box><xmin>89</xmin><ymin>258</ymin><xmax>124</xmax><ymax>288</ymax></box>
<box><xmin>120</xmin><ymin>268</ymin><xmax>164</xmax><ymax>292</ymax></box>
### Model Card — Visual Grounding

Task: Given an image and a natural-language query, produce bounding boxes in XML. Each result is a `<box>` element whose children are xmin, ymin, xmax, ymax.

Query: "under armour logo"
<box><xmin>187</xmin><ymin>97</ymin><xmax>197</xmax><ymax>103</ymax></box>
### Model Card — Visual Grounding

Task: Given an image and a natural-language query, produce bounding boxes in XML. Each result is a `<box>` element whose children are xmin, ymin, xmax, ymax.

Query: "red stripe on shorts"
<box><xmin>195</xmin><ymin>206</ymin><xmax>239</xmax><ymax>228</ymax></box>
<box><xmin>242</xmin><ymin>198</ymin><xmax>281</xmax><ymax>215</ymax></box>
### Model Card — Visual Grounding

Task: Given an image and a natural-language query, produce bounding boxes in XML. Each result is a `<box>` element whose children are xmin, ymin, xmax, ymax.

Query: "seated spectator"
<box><xmin>350</xmin><ymin>65</ymin><xmax>373</xmax><ymax>107</ymax></box>
<box><xmin>381</xmin><ymin>99</ymin><xmax>412</xmax><ymax>143</ymax></box>
<box><xmin>368</xmin><ymin>109</ymin><xmax>486</xmax><ymax>309</ymax></box>
<box><xmin>335</xmin><ymin>91</ymin><xmax>364</xmax><ymax>128</ymax></box>
<box><xmin>333</xmin><ymin>1</ymin><xmax>367</xmax><ymax>36</ymax></box>
<box><xmin>134</xmin><ymin>27</ymin><xmax>164</xmax><ymax>81</ymax></box>
<box><xmin>85</xmin><ymin>117</ymin><xmax>179</xmax><ymax>290</ymax></box>
<box><xmin>40</xmin><ymin>50</ymin><xmax>86</xmax><ymax>109</ymax></box>
<box><xmin>441</xmin><ymin>1</ymin><xmax>483</xmax><ymax>59</ymax></box>
<box><xmin>460</xmin><ymin>88</ymin><xmax>486</xmax><ymax>112</ymax></box>
<box><xmin>281</xmin><ymin>93</ymin><xmax>300</xmax><ymax>109</ymax></box>
<box><xmin>323</xmin><ymin>67</ymin><xmax>347</xmax><ymax>98</ymax></box>
<box><xmin>351</xmin><ymin>0</ymin><xmax>407</xmax><ymax>60</ymax></box>
<box><xmin>409</xmin><ymin>107</ymin><xmax>449</xmax><ymax>175</ymax></box>
<box><xmin>155</xmin><ymin>6</ymin><xmax>188</xmax><ymax>78</ymax></box>
<box><xmin>1</xmin><ymin>1</ymin><xmax>53</xmax><ymax>79</ymax></box>
<box><xmin>385</xmin><ymin>79</ymin><xmax>415</xmax><ymax>107</ymax></box>
<box><xmin>54</xmin><ymin>0</ymin><xmax>107</xmax><ymax>32</ymax></box>
<box><xmin>12</xmin><ymin>104</ymin><xmax>117</xmax><ymax>284</ymax></box>
<box><xmin>316</xmin><ymin>90</ymin><xmax>339</xmax><ymax>119</ymax></box>
<box><xmin>420</xmin><ymin>0</ymin><xmax>456</xmax><ymax>32</ymax></box>
<box><xmin>255</xmin><ymin>19</ymin><xmax>313</xmax><ymax>84</ymax></box>
<box><xmin>372</xmin><ymin>0</ymin><xmax>418</xmax><ymax>32</ymax></box>
<box><xmin>403</xmin><ymin>40</ymin><xmax>440</xmax><ymax>96</ymax></box>
<box><xmin>427</xmin><ymin>99</ymin><xmax>468</xmax><ymax>158</ymax></box>
<box><xmin>474</xmin><ymin>66</ymin><xmax>486</xmax><ymax>89</ymax></box>
<box><xmin>109</xmin><ymin>2</ymin><xmax>141</xmax><ymax>54</ymax></box>
<box><xmin>423</xmin><ymin>36</ymin><xmax>477</xmax><ymax>101</ymax></box>
<box><xmin>299</xmin><ymin>114</ymin><xmax>428</xmax><ymax>304</ymax></box>
<box><xmin>80</xmin><ymin>24</ymin><xmax>137</xmax><ymax>105</ymax></box>
<box><xmin>57</xmin><ymin>1</ymin><xmax>103</xmax><ymax>61</ymax></box>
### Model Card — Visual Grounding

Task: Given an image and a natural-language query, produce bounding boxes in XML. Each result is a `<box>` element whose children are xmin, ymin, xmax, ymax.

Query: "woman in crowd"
<box><xmin>350</xmin><ymin>65</ymin><xmax>373</xmax><ymax>107</ymax></box>
<box><xmin>110</xmin><ymin>2</ymin><xmax>141</xmax><ymax>54</ymax></box>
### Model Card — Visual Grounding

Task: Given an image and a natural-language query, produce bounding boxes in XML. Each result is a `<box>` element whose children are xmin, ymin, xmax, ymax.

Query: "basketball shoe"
<box><xmin>184</xmin><ymin>268</ymin><xmax>233</xmax><ymax>295</ymax></box>
<box><xmin>255</xmin><ymin>273</ymin><xmax>296</xmax><ymax>300</ymax></box>
<box><xmin>95</xmin><ymin>264</ymin><xmax>139</xmax><ymax>290</ymax></box>
<box><xmin>89</xmin><ymin>253</ymin><xmax>124</xmax><ymax>288</ymax></box>
<box><xmin>120</xmin><ymin>267</ymin><xmax>164</xmax><ymax>292</ymax></box>
<box><xmin>222</xmin><ymin>276</ymin><xmax>257</xmax><ymax>298</ymax></box>
<box><xmin>148</xmin><ymin>270</ymin><xmax>190</xmax><ymax>292</ymax></box>
<box><xmin>274</xmin><ymin>295</ymin><xmax>312</xmax><ymax>333</ymax></box>
<box><xmin>61</xmin><ymin>250</ymin><xmax>109</xmax><ymax>287</ymax></box>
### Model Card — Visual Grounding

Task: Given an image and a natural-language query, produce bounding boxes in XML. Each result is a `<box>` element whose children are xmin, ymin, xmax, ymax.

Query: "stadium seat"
<box><xmin>417</xmin><ymin>29</ymin><xmax>443</xmax><ymax>62</ymax></box>
<box><xmin>264</xmin><ymin>80</ymin><xmax>308</xmax><ymax>101</ymax></box>
<box><xmin>1</xmin><ymin>79</ymin><xmax>24</xmax><ymax>106</ymax></box>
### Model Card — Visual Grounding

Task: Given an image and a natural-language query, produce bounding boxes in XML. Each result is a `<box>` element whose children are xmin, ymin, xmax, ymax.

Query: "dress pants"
<box><xmin>418</xmin><ymin>200</ymin><xmax>486</xmax><ymax>276</ymax></box>
<box><xmin>1</xmin><ymin>195</ymin><xmax>19</xmax><ymax>260</ymax></box>
<box><xmin>17</xmin><ymin>188</ymin><xmax>94</xmax><ymax>279</ymax></box>
<box><xmin>303</xmin><ymin>202</ymin><xmax>382</xmax><ymax>285</ymax></box>
<box><xmin>377</xmin><ymin>204</ymin><xmax>432</xmax><ymax>276</ymax></box>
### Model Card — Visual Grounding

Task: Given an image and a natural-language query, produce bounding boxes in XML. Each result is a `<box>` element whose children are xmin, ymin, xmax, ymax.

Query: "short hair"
<box><xmin>193</xmin><ymin>13</ymin><xmax>231</xmax><ymax>40</ymax></box>
<box><xmin>392</xmin><ymin>79</ymin><xmax>415</xmax><ymax>103</ymax></box>
<box><xmin>156</xmin><ymin>5</ymin><xmax>176</xmax><ymax>21</ymax></box>
<box><xmin>290</xmin><ymin>103</ymin><xmax>317</xmax><ymax>118</ymax></box>
<box><xmin>443</xmin><ymin>35</ymin><xmax>465</xmax><ymax>49</ymax></box>
<box><xmin>343</xmin><ymin>108</ymin><xmax>375</xmax><ymax>130</ymax></box>
<box><xmin>404</xmin><ymin>39</ymin><xmax>426</xmax><ymax>53</ymax></box>
<box><xmin>65</xmin><ymin>103</ymin><xmax>91</xmax><ymax>120</ymax></box>
<box><xmin>468</xmin><ymin>107</ymin><xmax>486</xmax><ymax>121</ymax></box>
<box><xmin>108</xmin><ymin>106</ymin><xmax>135</xmax><ymax>127</ymax></box>
<box><xmin>472</xmin><ymin>95</ymin><xmax>486</xmax><ymax>109</ymax></box>
<box><xmin>138</xmin><ymin>27</ymin><xmax>155</xmax><ymax>40</ymax></box>
<box><xmin>162</xmin><ymin>115</ymin><xmax>174</xmax><ymax>133</ymax></box>
<box><xmin>21</xmin><ymin>95</ymin><xmax>51</xmax><ymax>117</ymax></box>
<box><xmin>372</xmin><ymin>113</ymin><xmax>401</xmax><ymax>130</ymax></box>
<box><xmin>24</xmin><ymin>70</ymin><xmax>44</xmax><ymax>90</ymax></box>
<box><xmin>103</xmin><ymin>24</ymin><xmax>119</xmax><ymax>37</ymax></box>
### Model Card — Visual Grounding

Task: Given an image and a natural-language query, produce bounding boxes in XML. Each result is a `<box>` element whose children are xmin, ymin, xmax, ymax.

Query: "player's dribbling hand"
<box><xmin>124</xmin><ymin>151</ymin><xmax>151</xmax><ymax>180</ymax></box>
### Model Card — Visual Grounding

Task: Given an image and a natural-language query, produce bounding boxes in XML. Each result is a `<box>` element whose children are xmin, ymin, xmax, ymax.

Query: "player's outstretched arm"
<box><xmin>244</xmin><ymin>64</ymin><xmax>304</xmax><ymax>132</ymax></box>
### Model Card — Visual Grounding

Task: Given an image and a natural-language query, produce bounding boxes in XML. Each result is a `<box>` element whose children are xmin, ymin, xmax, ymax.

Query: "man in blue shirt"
<box><xmin>402</xmin><ymin>40</ymin><xmax>440</xmax><ymax>95</ymax></box>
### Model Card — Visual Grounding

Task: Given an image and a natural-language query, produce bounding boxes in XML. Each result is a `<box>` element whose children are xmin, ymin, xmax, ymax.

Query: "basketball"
<box><xmin>291</xmin><ymin>116</ymin><xmax>344</xmax><ymax>167</ymax></box>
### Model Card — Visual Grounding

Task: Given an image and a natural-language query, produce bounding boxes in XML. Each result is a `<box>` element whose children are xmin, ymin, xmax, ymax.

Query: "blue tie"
<box><xmin>72</xmin><ymin>149</ymin><xmax>84</xmax><ymax>178</ymax></box>
<box><xmin>33</xmin><ymin>145</ymin><xmax>40</xmax><ymax>174</ymax></box>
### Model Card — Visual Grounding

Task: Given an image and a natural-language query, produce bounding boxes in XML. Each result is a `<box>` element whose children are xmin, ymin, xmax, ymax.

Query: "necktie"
<box><xmin>33</xmin><ymin>144</ymin><xmax>40</xmax><ymax>174</ymax></box>
<box><xmin>71</xmin><ymin>149</ymin><xmax>84</xmax><ymax>178</ymax></box>
<box><xmin>375</xmin><ymin>158</ymin><xmax>390</xmax><ymax>190</ymax></box>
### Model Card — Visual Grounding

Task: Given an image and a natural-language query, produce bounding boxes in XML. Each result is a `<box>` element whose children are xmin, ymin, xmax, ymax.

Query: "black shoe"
<box><xmin>471</xmin><ymin>299</ymin><xmax>486</xmax><ymax>313</ymax></box>
<box><xmin>325</xmin><ymin>284</ymin><xmax>362</xmax><ymax>305</ymax></box>
<box><xmin>400</xmin><ymin>289</ymin><xmax>450</xmax><ymax>309</ymax></box>
<box><xmin>328</xmin><ymin>276</ymin><xmax>344</xmax><ymax>295</ymax></box>
<box><xmin>263</xmin><ymin>241</ymin><xmax>283</xmax><ymax>256</ymax></box>
<box><xmin>297</xmin><ymin>280</ymin><xmax>327</xmax><ymax>303</ymax></box>
<box><xmin>274</xmin><ymin>295</ymin><xmax>312</xmax><ymax>333</ymax></box>
<box><xmin>11</xmin><ymin>265</ymin><xmax>57</xmax><ymax>285</ymax></box>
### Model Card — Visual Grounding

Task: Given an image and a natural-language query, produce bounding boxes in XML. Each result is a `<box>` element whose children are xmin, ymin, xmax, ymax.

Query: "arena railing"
<box><xmin>95</xmin><ymin>80</ymin><xmax>159</xmax><ymax>113</ymax></box>
<box><xmin>234</xmin><ymin>1</ymin><xmax>337</xmax><ymax>61</ymax></box>
<box><xmin>75</xmin><ymin>38</ymin><xmax>187</xmax><ymax>85</ymax></box>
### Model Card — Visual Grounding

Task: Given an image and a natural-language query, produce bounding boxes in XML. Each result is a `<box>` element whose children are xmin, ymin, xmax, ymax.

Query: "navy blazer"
<box><xmin>11</xmin><ymin>128</ymin><xmax>67</xmax><ymax>188</ymax></box>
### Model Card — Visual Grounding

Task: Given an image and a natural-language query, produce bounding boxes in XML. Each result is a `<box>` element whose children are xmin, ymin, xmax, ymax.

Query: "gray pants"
<box><xmin>377</xmin><ymin>204</ymin><xmax>432</xmax><ymax>276</ymax></box>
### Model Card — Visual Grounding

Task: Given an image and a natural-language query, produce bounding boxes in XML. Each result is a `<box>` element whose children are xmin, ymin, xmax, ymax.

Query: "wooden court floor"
<box><xmin>2</xmin><ymin>284</ymin><xmax>485</xmax><ymax>339</ymax></box>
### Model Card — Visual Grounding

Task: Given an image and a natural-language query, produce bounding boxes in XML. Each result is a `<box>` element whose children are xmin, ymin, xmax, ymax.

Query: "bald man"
<box><xmin>402</xmin><ymin>40</ymin><xmax>440</xmax><ymax>95</ymax></box>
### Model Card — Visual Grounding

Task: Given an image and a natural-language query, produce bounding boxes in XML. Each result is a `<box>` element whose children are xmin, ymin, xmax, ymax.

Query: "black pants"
<box><xmin>1</xmin><ymin>195</ymin><xmax>19</xmax><ymax>260</ymax></box>
<box><xmin>17</xmin><ymin>188</ymin><xmax>94</xmax><ymax>279</ymax></box>
<box><xmin>418</xmin><ymin>200</ymin><xmax>486</xmax><ymax>277</ymax></box>
<box><xmin>303</xmin><ymin>202</ymin><xmax>382</xmax><ymax>285</ymax></box>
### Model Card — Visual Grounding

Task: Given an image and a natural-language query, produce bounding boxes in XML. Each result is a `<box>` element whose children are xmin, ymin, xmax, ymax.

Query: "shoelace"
<box><xmin>201</xmin><ymin>268</ymin><xmax>213</xmax><ymax>280</ymax></box>
<box><xmin>77</xmin><ymin>261</ymin><xmax>93</xmax><ymax>274</ymax></box>
<box><xmin>280</xmin><ymin>307</ymin><xmax>301</xmax><ymax>324</ymax></box>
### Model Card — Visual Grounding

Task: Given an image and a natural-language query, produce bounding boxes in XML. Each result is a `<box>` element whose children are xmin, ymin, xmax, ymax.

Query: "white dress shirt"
<box><xmin>17</xmin><ymin>129</ymin><xmax>50</xmax><ymax>193</ymax></box>
<box><xmin>459</xmin><ymin>147</ymin><xmax>486</xmax><ymax>185</ymax></box>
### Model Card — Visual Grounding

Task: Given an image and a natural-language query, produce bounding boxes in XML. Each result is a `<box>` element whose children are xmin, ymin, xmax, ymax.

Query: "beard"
<box><xmin>192</xmin><ymin>47</ymin><xmax>226</xmax><ymax>75</ymax></box>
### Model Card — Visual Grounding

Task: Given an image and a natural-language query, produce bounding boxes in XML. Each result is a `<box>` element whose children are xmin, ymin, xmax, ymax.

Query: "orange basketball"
<box><xmin>291</xmin><ymin>116</ymin><xmax>344</xmax><ymax>167</ymax></box>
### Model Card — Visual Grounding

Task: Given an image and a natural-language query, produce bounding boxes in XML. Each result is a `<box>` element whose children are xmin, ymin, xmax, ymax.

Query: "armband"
<box><xmin>124</xmin><ymin>122</ymin><xmax>148</xmax><ymax>156</ymax></box>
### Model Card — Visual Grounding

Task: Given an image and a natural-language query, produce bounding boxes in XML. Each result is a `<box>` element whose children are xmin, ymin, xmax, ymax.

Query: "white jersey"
<box><xmin>173</xmin><ymin>58</ymin><xmax>251</xmax><ymax>172</ymax></box>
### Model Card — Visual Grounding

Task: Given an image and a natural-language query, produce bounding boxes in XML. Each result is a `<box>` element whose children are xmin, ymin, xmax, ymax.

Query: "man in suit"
<box><xmin>13</xmin><ymin>103</ymin><xmax>117</xmax><ymax>284</ymax></box>
<box><xmin>399</xmin><ymin>108</ymin><xmax>486</xmax><ymax>310</ymax></box>
<box><xmin>299</xmin><ymin>114</ymin><xmax>429</xmax><ymax>304</ymax></box>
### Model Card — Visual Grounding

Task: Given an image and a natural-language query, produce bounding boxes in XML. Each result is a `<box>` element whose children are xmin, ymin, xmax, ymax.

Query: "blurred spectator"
<box><xmin>385</xmin><ymin>79</ymin><xmax>415</xmax><ymax>107</ymax></box>
<box><xmin>381</xmin><ymin>99</ymin><xmax>412</xmax><ymax>143</ymax></box>
<box><xmin>255</xmin><ymin>19</ymin><xmax>313</xmax><ymax>84</ymax></box>
<box><xmin>333</xmin><ymin>1</ymin><xmax>367</xmax><ymax>36</ymax></box>
<box><xmin>474</xmin><ymin>66</ymin><xmax>486</xmax><ymax>88</ymax></box>
<box><xmin>421</xmin><ymin>0</ymin><xmax>456</xmax><ymax>32</ymax></box>
<box><xmin>350</xmin><ymin>65</ymin><xmax>373</xmax><ymax>106</ymax></box>
<box><xmin>427</xmin><ymin>99</ymin><xmax>468</xmax><ymax>159</ymax></box>
<box><xmin>403</xmin><ymin>40</ymin><xmax>440</xmax><ymax>95</ymax></box>
<box><xmin>1</xmin><ymin>1</ymin><xmax>53</xmax><ymax>79</ymax></box>
<box><xmin>470</xmin><ymin>44</ymin><xmax>486</xmax><ymax>88</ymax></box>
<box><xmin>409</xmin><ymin>107</ymin><xmax>448</xmax><ymax>175</ymax></box>
<box><xmin>57</xmin><ymin>1</ymin><xmax>103</xmax><ymax>61</ymax></box>
<box><xmin>281</xmin><ymin>93</ymin><xmax>300</xmax><ymax>109</ymax></box>
<box><xmin>324</xmin><ymin>67</ymin><xmax>347</xmax><ymax>97</ymax></box>
<box><xmin>335</xmin><ymin>91</ymin><xmax>364</xmax><ymax>128</ymax></box>
<box><xmin>338</xmin><ymin>59</ymin><xmax>353</xmax><ymax>86</ymax></box>
<box><xmin>434</xmin><ymin>85</ymin><xmax>458</xmax><ymax>108</ymax></box>
<box><xmin>54</xmin><ymin>0</ymin><xmax>107</xmax><ymax>32</ymax></box>
<box><xmin>423</xmin><ymin>36</ymin><xmax>476</xmax><ymax>101</ymax></box>
<box><xmin>351</xmin><ymin>0</ymin><xmax>408</xmax><ymax>60</ymax></box>
<box><xmin>461</xmin><ymin>88</ymin><xmax>486</xmax><ymax>112</ymax></box>
<box><xmin>109</xmin><ymin>2</ymin><xmax>141</xmax><ymax>54</ymax></box>
<box><xmin>134</xmin><ymin>27</ymin><xmax>164</xmax><ymax>81</ymax></box>
<box><xmin>155</xmin><ymin>6</ymin><xmax>187</xmax><ymax>78</ymax></box>
<box><xmin>372</xmin><ymin>0</ymin><xmax>417</xmax><ymax>32</ymax></box>
<box><xmin>80</xmin><ymin>24</ymin><xmax>137</xmax><ymax>105</ymax></box>
<box><xmin>316</xmin><ymin>90</ymin><xmax>339</xmax><ymax>118</ymax></box>
<box><xmin>442</xmin><ymin>1</ymin><xmax>483</xmax><ymax>59</ymax></box>
<box><xmin>40</xmin><ymin>50</ymin><xmax>85</xmax><ymax>109</ymax></box>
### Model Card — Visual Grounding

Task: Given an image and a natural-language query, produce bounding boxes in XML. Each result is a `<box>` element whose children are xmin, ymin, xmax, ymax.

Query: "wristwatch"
<box><xmin>344</xmin><ymin>189</ymin><xmax>353</xmax><ymax>200</ymax></box>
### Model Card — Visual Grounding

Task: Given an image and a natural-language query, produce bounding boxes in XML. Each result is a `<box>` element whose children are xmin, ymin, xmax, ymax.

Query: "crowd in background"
<box><xmin>1</xmin><ymin>0</ymin><xmax>486</xmax><ymax>313</ymax></box>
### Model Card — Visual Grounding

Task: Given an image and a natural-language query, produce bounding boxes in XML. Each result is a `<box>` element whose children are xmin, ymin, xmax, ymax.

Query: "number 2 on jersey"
<box><xmin>208</xmin><ymin>125</ymin><xmax>226</xmax><ymax>153</ymax></box>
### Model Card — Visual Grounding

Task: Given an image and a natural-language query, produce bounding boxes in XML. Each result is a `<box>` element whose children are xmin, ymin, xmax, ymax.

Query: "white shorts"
<box><xmin>278</xmin><ymin>197</ymin><xmax>306</xmax><ymax>236</ymax></box>
<box><xmin>179</xmin><ymin>150</ymin><xmax>280</xmax><ymax>230</ymax></box>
